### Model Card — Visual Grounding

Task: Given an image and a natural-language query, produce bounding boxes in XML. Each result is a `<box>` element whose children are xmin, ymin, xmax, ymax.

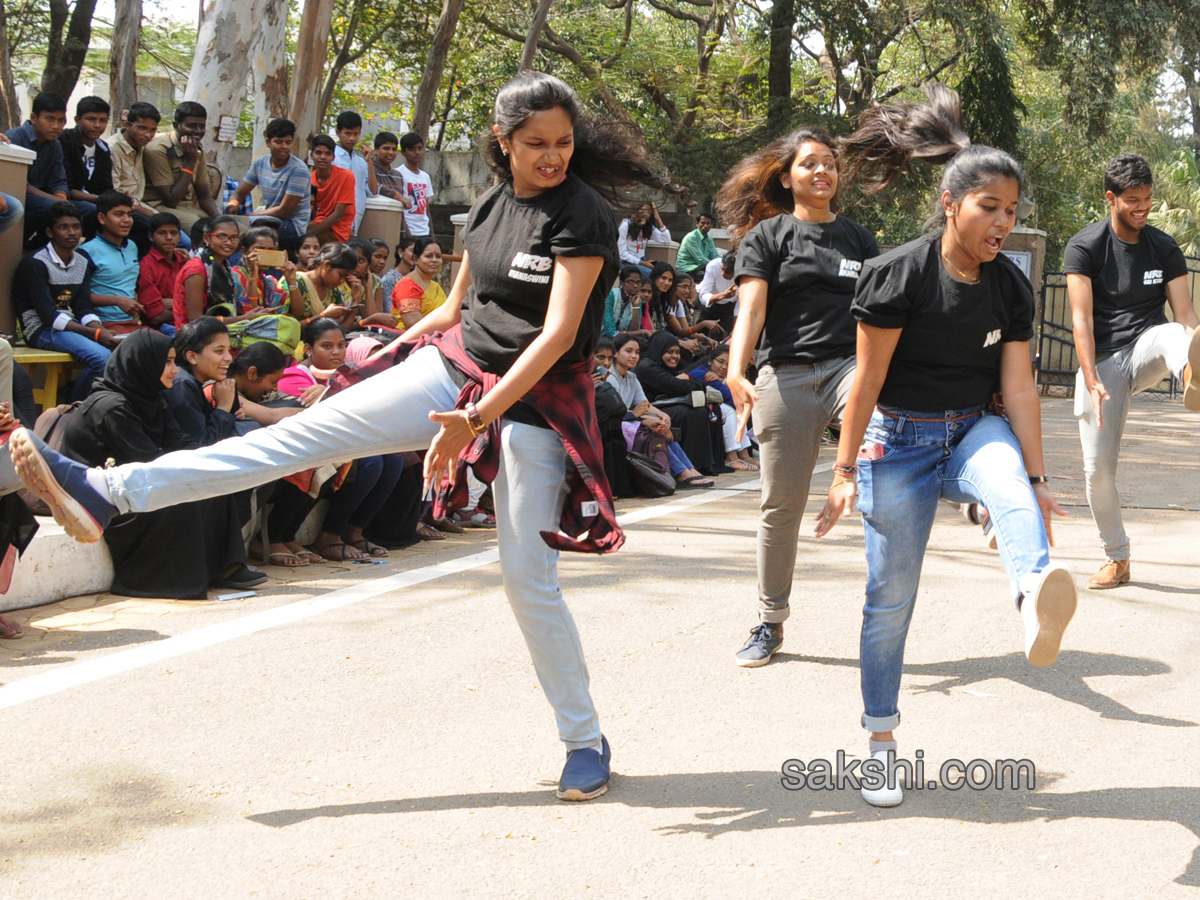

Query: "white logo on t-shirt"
<box><xmin>508</xmin><ymin>251</ymin><xmax>553</xmax><ymax>284</ymax></box>
<box><xmin>511</xmin><ymin>252</ymin><xmax>553</xmax><ymax>272</ymax></box>
<box><xmin>1143</xmin><ymin>269</ymin><xmax>1164</xmax><ymax>285</ymax></box>
<box><xmin>838</xmin><ymin>259</ymin><xmax>862</xmax><ymax>279</ymax></box>
<box><xmin>983</xmin><ymin>328</ymin><xmax>1002</xmax><ymax>348</ymax></box>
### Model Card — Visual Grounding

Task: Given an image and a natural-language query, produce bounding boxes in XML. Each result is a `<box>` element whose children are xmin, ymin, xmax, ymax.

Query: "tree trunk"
<box><xmin>411</xmin><ymin>0</ymin><xmax>466</xmax><ymax>138</ymax></box>
<box><xmin>41</xmin><ymin>0</ymin><xmax>98</xmax><ymax>99</ymax></box>
<box><xmin>767</xmin><ymin>0</ymin><xmax>795</xmax><ymax>117</ymax></box>
<box><xmin>0</xmin><ymin>2</ymin><xmax>21</xmax><ymax>131</ymax></box>
<box><xmin>251</xmin><ymin>0</ymin><xmax>290</xmax><ymax>158</ymax></box>
<box><xmin>184</xmin><ymin>0</ymin><xmax>275</xmax><ymax>177</ymax></box>
<box><xmin>290</xmin><ymin>0</ymin><xmax>336</xmax><ymax>147</ymax></box>
<box><xmin>521</xmin><ymin>0</ymin><xmax>555</xmax><ymax>71</ymax></box>
<box><xmin>108</xmin><ymin>0</ymin><xmax>141</xmax><ymax>122</ymax></box>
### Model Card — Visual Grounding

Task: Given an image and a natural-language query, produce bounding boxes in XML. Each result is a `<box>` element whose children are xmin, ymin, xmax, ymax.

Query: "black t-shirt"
<box><xmin>460</xmin><ymin>173</ymin><xmax>618</xmax><ymax>375</ymax></box>
<box><xmin>1062</xmin><ymin>219</ymin><xmax>1188</xmax><ymax>359</ymax></box>
<box><xmin>852</xmin><ymin>232</ymin><xmax>1035</xmax><ymax>412</ymax></box>
<box><xmin>735</xmin><ymin>213</ymin><xmax>879</xmax><ymax>366</ymax></box>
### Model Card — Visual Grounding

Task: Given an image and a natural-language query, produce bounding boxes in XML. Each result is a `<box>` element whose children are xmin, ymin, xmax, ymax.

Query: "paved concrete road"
<box><xmin>2</xmin><ymin>398</ymin><xmax>1198</xmax><ymax>899</ymax></box>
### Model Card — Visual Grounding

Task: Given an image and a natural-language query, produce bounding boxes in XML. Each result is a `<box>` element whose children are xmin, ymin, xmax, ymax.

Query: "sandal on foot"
<box><xmin>348</xmin><ymin>538</ymin><xmax>388</xmax><ymax>557</ymax></box>
<box><xmin>267</xmin><ymin>551</ymin><xmax>309</xmax><ymax>568</ymax></box>
<box><xmin>415</xmin><ymin>522</ymin><xmax>445</xmax><ymax>541</ymax></box>
<box><xmin>318</xmin><ymin>541</ymin><xmax>368</xmax><ymax>561</ymax></box>
<box><xmin>676</xmin><ymin>475</ymin><xmax>715</xmax><ymax>488</ymax></box>
<box><xmin>296</xmin><ymin>549</ymin><xmax>326</xmax><ymax>564</ymax></box>
<box><xmin>728</xmin><ymin>459</ymin><xmax>758</xmax><ymax>471</ymax></box>
<box><xmin>0</xmin><ymin>614</ymin><xmax>22</xmax><ymax>639</ymax></box>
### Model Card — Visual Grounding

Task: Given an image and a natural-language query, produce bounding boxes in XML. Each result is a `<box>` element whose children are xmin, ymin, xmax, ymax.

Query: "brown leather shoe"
<box><xmin>1184</xmin><ymin>329</ymin><xmax>1200</xmax><ymax>411</ymax></box>
<box><xmin>1088</xmin><ymin>558</ymin><xmax>1131</xmax><ymax>590</ymax></box>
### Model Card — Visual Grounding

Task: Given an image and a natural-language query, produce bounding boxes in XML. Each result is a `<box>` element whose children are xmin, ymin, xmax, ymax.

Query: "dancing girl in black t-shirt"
<box><xmin>812</xmin><ymin>85</ymin><xmax>1078</xmax><ymax>807</ymax></box>
<box><xmin>715</xmin><ymin>126</ymin><xmax>879</xmax><ymax>667</ymax></box>
<box><xmin>10</xmin><ymin>72</ymin><xmax>675</xmax><ymax>802</ymax></box>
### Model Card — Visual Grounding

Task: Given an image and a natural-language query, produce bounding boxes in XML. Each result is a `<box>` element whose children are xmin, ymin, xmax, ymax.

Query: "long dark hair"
<box><xmin>840</xmin><ymin>83</ymin><xmax>1025</xmax><ymax>228</ymax></box>
<box><xmin>646</xmin><ymin>260</ymin><xmax>676</xmax><ymax>331</ymax></box>
<box><xmin>626</xmin><ymin>203</ymin><xmax>656</xmax><ymax>241</ymax></box>
<box><xmin>483</xmin><ymin>71</ymin><xmax>677</xmax><ymax>204</ymax></box>
<box><xmin>716</xmin><ymin>126</ymin><xmax>838</xmax><ymax>245</ymax></box>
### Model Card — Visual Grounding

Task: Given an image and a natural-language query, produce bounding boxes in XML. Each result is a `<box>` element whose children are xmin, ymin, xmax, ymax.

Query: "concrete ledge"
<box><xmin>1</xmin><ymin>516</ymin><xmax>113</xmax><ymax>613</ymax></box>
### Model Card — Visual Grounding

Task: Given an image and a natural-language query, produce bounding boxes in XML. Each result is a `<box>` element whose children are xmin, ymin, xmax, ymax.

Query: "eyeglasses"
<box><xmin>129</xmin><ymin>124</ymin><xmax>157</xmax><ymax>136</ymax></box>
<box><xmin>206</xmin><ymin>232</ymin><xmax>238</xmax><ymax>242</ymax></box>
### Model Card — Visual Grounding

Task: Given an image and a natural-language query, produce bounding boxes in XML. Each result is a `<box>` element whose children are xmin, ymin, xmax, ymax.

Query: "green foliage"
<box><xmin>1150</xmin><ymin>149</ymin><xmax>1200</xmax><ymax>256</ymax></box>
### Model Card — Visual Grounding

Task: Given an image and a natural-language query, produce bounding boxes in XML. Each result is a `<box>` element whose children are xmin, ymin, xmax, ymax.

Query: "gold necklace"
<box><xmin>940</xmin><ymin>251</ymin><xmax>980</xmax><ymax>284</ymax></box>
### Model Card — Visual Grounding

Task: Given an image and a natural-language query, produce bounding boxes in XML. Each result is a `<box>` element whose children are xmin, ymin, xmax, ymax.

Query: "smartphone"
<box><xmin>256</xmin><ymin>248</ymin><xmax>288</xmax><ymax>267</ymax></box>
<box><xmin>352</xmin><ymin>559</ymin><xmax>385</xmax><ymax>565</ymax></box>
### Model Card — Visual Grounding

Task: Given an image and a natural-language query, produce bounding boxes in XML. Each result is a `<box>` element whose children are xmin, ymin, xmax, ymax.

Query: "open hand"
<box><xmin>814</xmin><ymin>475</ymin><xmax>857</xmax><ymax>537</ymax></box>
<box><xmin>424</xmin><ymin>409</ymin><xmax>477</xmax><ymax>491</ymax></box>
<box><xmin>1088</xmin><ymin>380</ymin><xmax>1110</xmax><ymax>430</ymax></box>
<box><xmin>728</xmin><ymin>374</ymin><xmax>757</xmax><ymax>442</ymax></box>
<box><xmin>1034</xmin><ymin>482</ymin><xmax>1068</xmax><ymax>547</ymax></box>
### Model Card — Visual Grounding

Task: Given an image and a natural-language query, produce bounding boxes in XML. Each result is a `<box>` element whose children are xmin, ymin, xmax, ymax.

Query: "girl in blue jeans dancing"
<box><xmin>813</xmin><ymin>85</ymin><xmax>1079</xmax><ymax>808</ymax></box>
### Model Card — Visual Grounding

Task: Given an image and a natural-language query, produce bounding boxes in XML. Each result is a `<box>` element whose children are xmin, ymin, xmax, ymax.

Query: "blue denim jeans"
<box><xmin>33</xmin><ymin>328</ymin><xmax>112</xmax><ymax>401</ymax></box>
<box><xmin>102</xmin><ymin>345</ymin><xmax>601</xmax><ymax>749</ymax></box>
<box><xmin>857</xmin><ymin>406</ymin><xmax>1051</xmax><ymax>732</ymax></box>
<box><xmin>0</xmin><ymin>192</ymin><xmax>24</xmax><ymax>237</ymax></box>
<box><xmin>25</xmin><ymin>194</ymin><xmax>96</xmax><ymax>239</ymax></box>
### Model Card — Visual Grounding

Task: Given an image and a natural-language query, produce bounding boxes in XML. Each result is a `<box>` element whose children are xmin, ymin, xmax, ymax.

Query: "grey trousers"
<box><xmin>751</xmin><ymin>356</ymin><xmax>855</xmax><ymax>623</ymax></box>
<box><xmin>1075</xmin><ymin>322</ymin><xmax>1190</xmax><ymax>560</ymax></box>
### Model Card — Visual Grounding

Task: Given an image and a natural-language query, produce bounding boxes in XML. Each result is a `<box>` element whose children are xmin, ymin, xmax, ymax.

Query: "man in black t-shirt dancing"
<box><xmin>1065</xmin><ymin>153</ymin><xmax>1200</xmax><ymax>589</ymax></box>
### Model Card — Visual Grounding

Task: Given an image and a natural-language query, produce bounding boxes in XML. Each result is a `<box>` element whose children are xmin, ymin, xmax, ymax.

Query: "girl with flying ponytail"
<box><xmin>812</xmin><ymin>84</ymin><xmax>1078</xmax><ymax>807</ymax></box>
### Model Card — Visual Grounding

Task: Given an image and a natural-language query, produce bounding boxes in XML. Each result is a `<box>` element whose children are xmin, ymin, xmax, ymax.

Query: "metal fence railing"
<box><xmin>1034</xmin><ymin>255</ymin><xmax>1200</xmax><ymax>398</ymax></box>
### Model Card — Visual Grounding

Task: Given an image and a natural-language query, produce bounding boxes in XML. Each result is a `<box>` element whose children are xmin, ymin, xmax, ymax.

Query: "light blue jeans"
<box><xmin>857</xmin><ymin>406</ymin><xmax>1051</xmax><ymax>733</ymax></box>
<box><xmin>102</xmin><ymin>345</ymin><xmax>601</xmax><ymax>749</ymax></box>
<box><xmin>1075</xmin><ymin>322</ymin><xmax>1190</xmax><ymax>560</ymax></box>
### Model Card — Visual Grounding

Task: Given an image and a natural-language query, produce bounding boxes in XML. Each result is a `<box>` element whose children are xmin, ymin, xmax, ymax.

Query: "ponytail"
<box><xmin>841</xmin><ymin>83</ymin><xmax>1025</xmax><ymax>228</ymax></box>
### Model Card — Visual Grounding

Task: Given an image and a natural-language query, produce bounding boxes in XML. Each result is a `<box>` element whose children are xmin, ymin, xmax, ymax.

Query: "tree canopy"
<box><xmin>3</xmin><ymin>0</ymin><xmax>1200</xmax><ymax>263</ymax></box>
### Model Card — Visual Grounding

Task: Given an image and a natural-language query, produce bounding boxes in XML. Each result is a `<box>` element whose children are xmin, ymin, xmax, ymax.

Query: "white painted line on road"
<box><xmin>0</xmin><ymin>471</ymin><xmax>786</xmax><ymax>711</ymax></box>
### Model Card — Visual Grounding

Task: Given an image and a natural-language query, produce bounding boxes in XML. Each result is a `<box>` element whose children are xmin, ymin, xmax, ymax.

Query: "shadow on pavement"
<box><xmin>776</xmin><ymin>649</ymin><xmax>1197</xmax><ymax>728</ymax></box>
<box><xmin>246</xmin><ymin>771</ymin><xmax>1200</xmax><ymax>885</ymax></box>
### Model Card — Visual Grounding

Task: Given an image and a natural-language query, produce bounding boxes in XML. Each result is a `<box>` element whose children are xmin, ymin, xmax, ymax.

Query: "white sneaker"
<box><xmin>861</xmin><ymin>742</ymin><xmax>904</xmax><ymax>807</ymax></box>
<box><xmin>1021</xmin><ymin>562</ymin><xmax>1077</xmax><ymax>667</ymax></box>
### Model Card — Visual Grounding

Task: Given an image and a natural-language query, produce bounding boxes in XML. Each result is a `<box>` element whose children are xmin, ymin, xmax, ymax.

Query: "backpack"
<box><xmin>627</xmin><ymin>424</ymin><xmax>675</xmax><ymax>497</ymax></box>
<box><xmin>226</xmin><ymin>314</ymin><xmax>302</xmax><ymax>356</ymax></box>
<box><xmin>21</xmin><ymin>401</ymin><xmax>83</xmax><ymax>516</ymax></box>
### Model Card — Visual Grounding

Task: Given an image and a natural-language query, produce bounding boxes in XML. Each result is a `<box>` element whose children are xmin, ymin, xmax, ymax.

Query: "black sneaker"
<box><xmin>735</xmin><ymin>623</ymin><xmax>784</xmax><ymax>667</ymax></box>
<box><xmin>217</xmin><ymin>564</ymin><xmax>269</xmax><ymax>590</ymax></box>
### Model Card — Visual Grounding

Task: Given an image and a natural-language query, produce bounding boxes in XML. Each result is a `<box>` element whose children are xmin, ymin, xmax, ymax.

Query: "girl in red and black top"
<box><xmin>15</xmin><ymin>72</ymin><xmax>674</xmax><ymax>804</ymax></box>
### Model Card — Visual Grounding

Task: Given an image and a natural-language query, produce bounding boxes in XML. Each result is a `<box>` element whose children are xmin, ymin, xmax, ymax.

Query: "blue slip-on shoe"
<box><xmin>9</xmin><ymin>427</ymin><xmax>118</xmax><ymax>543</ymax></box>
<box><xmin>557</xmin><ymin>735</ymin><xmax>611</xmax><ymax>801</ymax></box>
<box><xmin>735</xmin><ymin>622</ymin><xmax>784</xmax><ymax>667</ymax></box>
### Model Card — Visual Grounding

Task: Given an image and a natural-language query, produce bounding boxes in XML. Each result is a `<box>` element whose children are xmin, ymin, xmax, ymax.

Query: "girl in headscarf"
<box><xmin>634</xmin><ymin>330</ymin><xmax>725</xmax><ymax>474</ymax></box>
<box><xmin>58</xmin><ymin>330</ymin><xmax>264</xmax><ymax>597</ymax></box>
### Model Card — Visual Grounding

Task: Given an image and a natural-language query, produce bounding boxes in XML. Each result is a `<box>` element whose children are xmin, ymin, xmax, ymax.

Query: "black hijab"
<box><xmin>92</xmin><ymin>330</ymin><xmax>173</xmax><ymax>421</ymax></box>
<box><xmin>635</xmin><ymin>331</ymin><xmax>700</xmax><ymax>399</ymax></box>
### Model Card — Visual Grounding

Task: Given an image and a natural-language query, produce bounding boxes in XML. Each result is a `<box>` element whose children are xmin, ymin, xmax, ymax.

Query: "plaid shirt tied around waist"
<box><xmin>328</xmin><ymin>324</ymin><xmax>624</xmax><ymax>554</ymax></box>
